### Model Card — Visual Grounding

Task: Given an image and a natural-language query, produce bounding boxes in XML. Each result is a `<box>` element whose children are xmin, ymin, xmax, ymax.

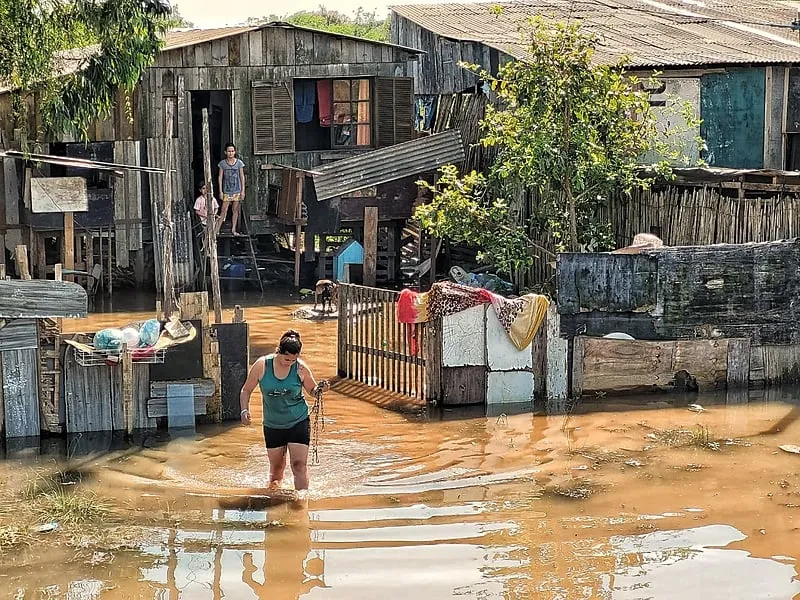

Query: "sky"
<box><xmin>175</xmin><ymin>0</ymin><xmax>467</xmax><ymax>28</ymax></box>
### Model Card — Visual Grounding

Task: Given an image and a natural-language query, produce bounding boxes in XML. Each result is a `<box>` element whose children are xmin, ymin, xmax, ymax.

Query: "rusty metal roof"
<box><xmin>391</xmin><ymin>0</ymin><xmax>800</xmax><ymax>67</ymax></box>
<box><xmin>312</xmin><ymin>129</ymin><xmax>465</xmax><ymax>201</ymax></box>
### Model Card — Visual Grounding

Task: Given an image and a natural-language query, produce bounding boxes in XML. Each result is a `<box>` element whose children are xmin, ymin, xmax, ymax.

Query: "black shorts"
<box><xmin>264</xmin><ymin>418</ymin><xmax>310</xmax><ymax>449</ymax></box>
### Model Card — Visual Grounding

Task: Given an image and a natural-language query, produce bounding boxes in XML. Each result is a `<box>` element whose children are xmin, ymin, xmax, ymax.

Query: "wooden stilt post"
<box><xmin>364</xmin><ymin>206</ymin><xmax>378</xmax><ymax>287</ymax></box>
<box><xmin>294</xmin><ymin>172</ymin><xmax>304</xmax><ymax>288</ymax></box>
<box><xmin>202</xmin><ymin>108</ymin><xmax>222</xmax><ymax>324</ymax></box>
<box><xmin>161</xmin><ymin>102</ymin><xmax>178</xmax><ymax>319</ymax></box>
<box><xmin>15</xmin><ymin>244</ymin><xmax>31</xmax><ymax>280</ymax></box>
<box><xmin>63</xmin><ymin>212</ymin><xmax>74</xmax><ymax>281</ymax></box>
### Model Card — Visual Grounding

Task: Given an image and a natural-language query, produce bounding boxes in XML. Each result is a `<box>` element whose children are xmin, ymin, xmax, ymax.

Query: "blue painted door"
<box><xmin>700</xmin><ymin>69</ymin><xmax>765</xmax><ymax>169</ymax></box>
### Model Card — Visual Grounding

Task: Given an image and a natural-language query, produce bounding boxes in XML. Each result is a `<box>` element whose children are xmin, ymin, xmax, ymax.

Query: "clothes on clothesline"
<box><xmin>414</xmin><ymin>96</ymin><xmax>437</xmax><ymax>131</ymax></box>
<box><xmin>397</xmin><ymin>282</ymin><xmax>549</xmax><ymax>351</ymax></box>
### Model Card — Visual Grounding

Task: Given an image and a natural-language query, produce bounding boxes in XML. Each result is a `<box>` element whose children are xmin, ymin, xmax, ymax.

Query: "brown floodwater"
<box><xmin>1</xmin><ymin>293</ymin><xmax>799</xmax><ymax>599</ymax></box>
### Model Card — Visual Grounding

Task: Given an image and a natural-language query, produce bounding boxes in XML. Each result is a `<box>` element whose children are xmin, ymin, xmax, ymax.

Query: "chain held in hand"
<box><xmin>310</xmin><ymin>380</ymin><xmax>328</xmax><ymax>465</ymax></box>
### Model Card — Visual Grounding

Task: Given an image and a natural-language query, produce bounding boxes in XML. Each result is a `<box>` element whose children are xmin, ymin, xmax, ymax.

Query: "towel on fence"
<box><xmin>397</xmin><ymin>281</ymin><xmax>549</xmax><ymax>350</ymax></box>
<box><xmin>488</xmin><ymin>293</ymin><xmax>549</xmax><ymax>350</ymax></box>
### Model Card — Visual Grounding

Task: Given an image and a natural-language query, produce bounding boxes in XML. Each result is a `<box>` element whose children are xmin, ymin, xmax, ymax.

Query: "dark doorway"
<box><xmin>190</xmin><ymin>90</ymin><xmax>233</xmax><ymax>199</ymax></box>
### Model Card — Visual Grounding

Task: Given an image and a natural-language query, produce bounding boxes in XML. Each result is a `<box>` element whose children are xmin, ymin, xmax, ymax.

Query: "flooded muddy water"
<box><xmin>1</xmin><ymin>295</ymin><xmax>799</xmax><ymax>599</ymax></box>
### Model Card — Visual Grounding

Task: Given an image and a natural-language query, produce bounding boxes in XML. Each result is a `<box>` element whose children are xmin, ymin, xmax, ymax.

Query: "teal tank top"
<box><xmin>259</xmin><ymin>355</ymin><xmax>309</xmax><ymax>429</ymax></box>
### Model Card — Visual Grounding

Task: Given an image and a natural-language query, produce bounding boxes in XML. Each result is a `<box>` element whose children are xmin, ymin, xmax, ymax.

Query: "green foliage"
<box><xmin>415</xmin><ymin>17</ymin><xmax>703</xmax><ymax>268</ymax></box>
<box><xmin>0</xmin><ymin>0</ymin><xmax>170</xmax><ymax>143</ymax></box>
<box><xmin>415</xmin><ymin>165</ymin><xmax>537</xmax><ymax>275</ymax></box>
<box><xmin>249</xmin><ymin>6</ymin><xmax>389</xmax><ymax>41</ymax></box>
<box><xmin>168</xmin><ymin>3</ymin><xmax>194</xmax><ymax>29</ymax></box>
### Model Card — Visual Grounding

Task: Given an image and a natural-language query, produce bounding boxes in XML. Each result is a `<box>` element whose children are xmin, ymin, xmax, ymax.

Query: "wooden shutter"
<box><xmin>375</xmin><ymin>77</ymin><xmax>414</xmax><ymax>148</ymax></box>
<box><xmin>252</xmin><ymin>82</ymin><xmax>294</xmax><ymax>154</ymax></box>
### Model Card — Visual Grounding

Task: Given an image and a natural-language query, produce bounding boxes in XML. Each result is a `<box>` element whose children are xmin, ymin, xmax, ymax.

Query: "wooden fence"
<box><xmin>337</xmin><ymin>284</ymin><xmax>441</xmax><ymax>403</ymax></box>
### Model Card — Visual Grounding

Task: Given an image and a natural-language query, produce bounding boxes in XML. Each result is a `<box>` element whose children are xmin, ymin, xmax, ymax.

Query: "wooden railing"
<box><xmin>337</xmin><ymin>284</ymin><xmax>441</xmax><ymax>403</ymax></box>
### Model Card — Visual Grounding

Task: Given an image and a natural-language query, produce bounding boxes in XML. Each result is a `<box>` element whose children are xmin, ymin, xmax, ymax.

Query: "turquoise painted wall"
<box><xmin>700</xmin><ymin>69</ymin><xmax>766</xmax><ymax>169</ymax></box>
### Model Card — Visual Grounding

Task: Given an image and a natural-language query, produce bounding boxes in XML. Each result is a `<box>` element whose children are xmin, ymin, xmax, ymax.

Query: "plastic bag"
<box><xmin>94</xmin><ymin>328</ymin><xmax>125</xmax><ymax>351</ymax></box>
<box><xmin>139</xmin><ymin>319</ymin><xmax>161</xmax><ymax>347</ymax></box>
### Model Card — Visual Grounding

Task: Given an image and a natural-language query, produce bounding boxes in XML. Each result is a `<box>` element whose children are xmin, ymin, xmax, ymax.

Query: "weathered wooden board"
<box><xmin>30</xmin><ymin>177</ymin><xmax>88</xmax><ymax>213</ymax></box>
<box><xmin>212</xmin><ymin>323</ymin><xmax>249</xmax><ymax>422</ymax></box>
<box><xmin>578</xmin><ymin>337</ymin><xmax>729</xmax><ymax>395</ymax></box>
<box><xmin>557</xmin><ymin>241</ymin><xmax>800</xmax><ymax>345</ymax></box>
<box><xmin>130</xmin><ymin>364</ymin><xmax>156</xmax><ymax>431</ymax></box>
<box><xmin>2</xmin><ymin>348</ymin><xmax>40</xmax><ymax>438</ymax></box>
<box><xmin>150</xmin><ymin>378</ymin><xmax>215</xmax><ymax>398</ymax></box>
<box><xmin>440</xmin><ymin>366</ymin><xmax>486</xmax><ymax>406</ymax></box>
<box><xmin>147</xmin><ymin>395</ymin><xmax>208</xmax><ymax>418</ymax></box>
<box><xmin>64</xmin><ymin>348</ymin><xmax>124</xmax><ymax>433</ymax></box>
<box><xmin>727</xmin><ymin>338</ymin><xmax>751</xmax><ymax>388</ymax></box>
<box><xmin>0</xmin><ymin>280</ymin><xmax>87</xmax><ymax>318</ymax></box>
<box><xmin>0</xmin><ymin>319</ymin><xmax>38</xmax><ymax>351</ymax></box>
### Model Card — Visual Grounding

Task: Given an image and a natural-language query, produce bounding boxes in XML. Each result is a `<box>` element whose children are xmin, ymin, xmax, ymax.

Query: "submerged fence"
<box><xmin>337</xmin><ymin>284</ymin><xmax>441</xmax><ymax>403</ymax></box>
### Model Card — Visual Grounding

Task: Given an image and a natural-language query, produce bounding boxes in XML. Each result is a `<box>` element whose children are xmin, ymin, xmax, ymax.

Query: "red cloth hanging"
<box><xmin>317</xmin><ymin>80</ymin><xmax>333</xmax><ymax>127</ymax></box>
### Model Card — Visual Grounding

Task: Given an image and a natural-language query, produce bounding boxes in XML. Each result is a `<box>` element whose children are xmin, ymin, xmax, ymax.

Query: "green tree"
<box><xmin>0</xmin><ymin>0</ymin><xmax>171</xmax><ymax>143</ymax></box>
<box><xmin>168</xmin><ymin>3</ymin><xmax>194</xmax><ymax>29</ymax></box>
<box><xmin>415</xmin><ymin>18</ymin><xmax>701</xmax><ymax>274</ymax></box>
<box><xmin>249</xmin><ymin>5</ymin><xmax>389</xmax><ymax>41</ymax></box>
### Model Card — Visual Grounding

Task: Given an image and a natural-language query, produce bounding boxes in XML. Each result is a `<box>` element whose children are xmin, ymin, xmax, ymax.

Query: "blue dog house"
<box><xmin>333</xmin><ymin>239</ymin><xmax>364</xmax><ymax>282</ymax></box>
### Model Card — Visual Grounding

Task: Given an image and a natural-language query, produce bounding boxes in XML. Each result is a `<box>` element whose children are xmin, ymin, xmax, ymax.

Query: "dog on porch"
<box><xmin>313</xmin><ymin>279</ymin><xmax>338</xmax><ymax>314</ymax></box>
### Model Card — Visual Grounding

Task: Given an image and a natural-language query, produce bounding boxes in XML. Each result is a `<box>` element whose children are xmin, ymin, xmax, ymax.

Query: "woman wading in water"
<box><xmin>240</xmin><ymin>330</ymin><xmax>329</xmax><ymax>490</ymax></box>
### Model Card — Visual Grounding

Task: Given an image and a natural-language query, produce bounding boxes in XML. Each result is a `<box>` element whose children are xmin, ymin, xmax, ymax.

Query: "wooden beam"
<box><xmin>54</xmin><ymin>263</ymin><xmax>62</xmax><ymax>281</ymax></box>
<box><xmin>202</xmin><ymin>108</ymin><xmax>223</xmax><ymax>324</ymax></box>
<box><xmin>150</xmin><ymin>378</ymin><xmax>215</xmax><ymax>398</ymax></box>
<box><xmin>363</xmin><ymin>206</ymin><xmax>378</xmax><ymax>287</ymax></box>
<box><xmin>161</xmin><ymin>102</ymin><xmax>178</xmax><ymax>319</ymax></box>
<box><xmin>15</xmin><ymin>244</ymin><xmax>31</xmax><ymax>280</ymax></box>
<box><xmin>293</xmin><ymin>173</ymin><xmax>304</xmax><ymax>288</ymax></box>
<box><xmin>63</xmin><ymin>212</ymin><xmax>74</xmax><ymax>281</ymax></box>
<box><xmin>0</xmin><ymin>280</ymin><xmax>88</xmax><ymax>318</ymax></box>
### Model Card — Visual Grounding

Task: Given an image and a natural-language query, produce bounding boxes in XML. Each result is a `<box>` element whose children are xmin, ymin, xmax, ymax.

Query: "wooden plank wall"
<box><xmin>63</xmin><ymin>347</ymin><xmax>124</xmax><ymax>433</ymax></box>
<box><xmin>2</xmin><ymin>348</ymin><xmax>41</xmax><ymax>438</ymax></box>
<box><xmin>113</xmin><ymin>141</ymin><xmax>143</xmax><ymax>267</ymax></box>
<box><xmin>146</xmin><ymin>137</ymin><xmax>194</xmax><ymax>292</ymax></box>
<box><xmin>576</xmin><ymin>337</ymin><xmax>729</xmax><ymax>395</ymax></box>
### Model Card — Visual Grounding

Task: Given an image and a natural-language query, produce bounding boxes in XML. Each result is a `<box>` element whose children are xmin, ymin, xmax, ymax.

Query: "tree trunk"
<box><xmin>563</xmin><ymin>100</ymin><xmax>578</xmax><ymax>252</ymax></box>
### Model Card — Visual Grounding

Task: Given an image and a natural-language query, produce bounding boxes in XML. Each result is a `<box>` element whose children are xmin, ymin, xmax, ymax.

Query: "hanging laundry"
<box><xmin>317</xmin><ymin>80</ymin><xmax>333</xmax><ymax>127</ymax></box>
<box><xmin>414</xmin><ymin>96</ymin><xmax>437</xmax><ymax>131</ymax></box>
<box><xmin>396</xmin><ymin>281</ymin><xmax>549</xmax><ymax>351</ymax></box>
<box><xmin>294</xmin><ymin>80</ymin><xmax>316</xmax><ymax>124</ymax></box>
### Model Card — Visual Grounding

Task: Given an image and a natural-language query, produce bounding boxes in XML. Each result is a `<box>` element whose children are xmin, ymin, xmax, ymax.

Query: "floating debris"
<box><xmin>31</xmin><ymin>522</ymin><xmax>59</xmax><ymax>534</ymax></box>
<box><xmin>779</xmin><ymin>445</ymin><xmax>800</xmax><ymax>455</ymax></box>
<box><xmin>687</xmin><ymin>404</ymin><xmax>705</xmax><ymax>413</ymax></box>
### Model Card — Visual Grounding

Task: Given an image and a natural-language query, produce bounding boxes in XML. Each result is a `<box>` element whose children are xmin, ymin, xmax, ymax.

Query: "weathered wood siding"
<box><xmin>63</xmin><ymin>347</ymin><xmax>124</xmax><ymax>433</ymax></box>
<box><xmin>558</xmin><ymin>240</ymin><xmax>800</xmax><ymax>346</ymax></box>
<box><xmin>391</xmin><ymin>15</ymin><xmax>494</xmax><ymax>95</ymax></box>
<box><xmin>1</xmin><ymin>348</ymin><xmax>40</xmax><ymax>438</ymax></box>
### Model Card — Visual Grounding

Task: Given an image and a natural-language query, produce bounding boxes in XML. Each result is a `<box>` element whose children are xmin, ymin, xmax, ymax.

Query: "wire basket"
<box><xmin>73</xmin><ymin>346</ymin><xmax>166</xmax><ymax>367</ymax></box>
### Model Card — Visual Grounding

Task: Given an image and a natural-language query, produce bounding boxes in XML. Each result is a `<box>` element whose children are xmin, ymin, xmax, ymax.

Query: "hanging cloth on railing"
<box><xmin>397</xmin><ymin>281</ymin><xmax>549</xmax><ymax>350</ymax></box>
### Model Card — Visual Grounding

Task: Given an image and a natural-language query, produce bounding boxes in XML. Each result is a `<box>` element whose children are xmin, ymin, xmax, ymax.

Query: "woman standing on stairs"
<box><xmin>216</xmin><ymin>142</ymin><xmax>245</xmax><ymax>237</ymax></box>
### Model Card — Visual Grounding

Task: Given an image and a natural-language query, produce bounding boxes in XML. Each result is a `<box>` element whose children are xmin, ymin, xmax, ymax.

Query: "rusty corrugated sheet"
<box><xmin>391</xmin><ymin>0</ymin><xmax>800</xmax><ymax>67</ymax></box>
<box><xmin>312</xmin><ymin>129</ymin><xmax>465</xmax><ymax>201</ymax></box>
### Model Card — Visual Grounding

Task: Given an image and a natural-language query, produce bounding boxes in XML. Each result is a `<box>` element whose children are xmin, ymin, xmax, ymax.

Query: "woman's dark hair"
<box><xmin>224</xmin><ymin>142</ymin><xmax>236</xmax><ymax>153</ymax></box>
<box><xmin>277</xmin><ymin>329</ymin><xmax>302</xmax><ymax>355</ymax></box>
<box><xmin>196</xmin><ymin>181</ymin><xmax>207</xmax><ymax>196</ymax></box>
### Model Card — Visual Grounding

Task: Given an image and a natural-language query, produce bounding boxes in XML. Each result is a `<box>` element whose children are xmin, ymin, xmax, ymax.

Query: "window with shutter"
<box><xmin>375</xmin><ymin>77</ymin><xmax>414</xmax><ymax>148</ymax></box>
<box><xmin>252</xmin><ymin>82</ymin><xmax>294</xmax><ymax>154</ymax></box>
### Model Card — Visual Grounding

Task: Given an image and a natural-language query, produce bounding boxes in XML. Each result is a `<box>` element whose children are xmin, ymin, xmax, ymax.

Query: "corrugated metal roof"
<box><xmin>312</xmin><ymin>129</ymin><xmax>465</xmax><ymax>201</ymax></box>
<box><xmin>391</xmin><ymin>0</ymin><xmax>800</xmax><ymax>67</ymax></box>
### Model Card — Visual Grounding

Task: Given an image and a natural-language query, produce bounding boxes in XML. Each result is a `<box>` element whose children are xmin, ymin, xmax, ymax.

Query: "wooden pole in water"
<box><xmin>363</xmin><ymin>206</ymin><xmax>378</xmax><ymax>287</ymax></box>
<box><xmin>202</xmin><ymin>108</ymin><xmax>223</xmax><ymax>324</ymax></box>
<box><xmin>161</xmin><ymin>102</ymin><xmax>178</xmax><ymax>320</ymax></box>
<box><xmin>294</xmin><ymin>172</ymin><xmax>303</xmax><ymax>288</ymax></box>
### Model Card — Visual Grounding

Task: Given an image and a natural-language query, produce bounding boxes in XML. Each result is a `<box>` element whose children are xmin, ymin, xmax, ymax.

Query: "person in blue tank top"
<box><xmin>239</xmin><ymin>330</ymin><xmax>329</xmax><ymax>490</ymax></box>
